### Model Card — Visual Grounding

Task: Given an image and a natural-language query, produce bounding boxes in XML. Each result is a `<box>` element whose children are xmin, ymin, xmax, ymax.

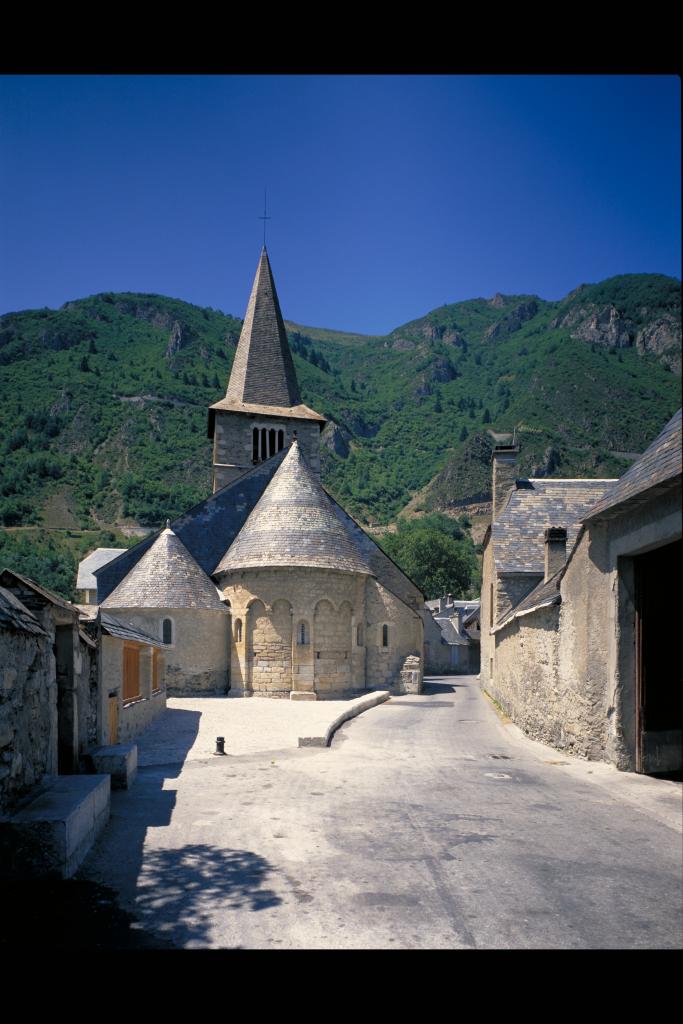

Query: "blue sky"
<box><xmin>0</xmin><ymin>74</ymin><xmax>680</xmax><ymax>334</ymax></box>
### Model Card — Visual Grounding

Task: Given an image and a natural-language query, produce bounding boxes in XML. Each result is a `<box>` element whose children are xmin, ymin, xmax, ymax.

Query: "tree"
<box><xmin>79</xmin><ymin>356</ymin><xmax>90</xmax><ymax>372</ymax></box>
<box><xmin>459</xmin><ymin>425</ymin><xmax>468</xmax><ymax>442</ymax></box>
<box><xmin>482</xmin><ymin>408</ymin><xmax>491</xmax><ymax>423</ymax></box>
<box><xmin>380</xmin><ymin>527</ymin><xmax>477</xmax><ymax>600</ymax></box>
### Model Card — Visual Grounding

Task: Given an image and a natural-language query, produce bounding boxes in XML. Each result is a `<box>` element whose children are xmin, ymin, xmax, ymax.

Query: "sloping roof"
<box><xmin>76</xmin><ymin>548</ymin><xmax>127</xmax><ymax>590</ymax></box>
<box><xmin>463</xmin><ymin>605</ymin><xmax>481</xmax><ymax>626</ymax></box>
<box><xmin>101</xmin><ymin>528</ymin><xmax>226</xmax><ymax>610</ymax></box>
<box><xmin>436</xmin><ymin>618</ymin><xmax>471</xmax><ymax>646</ymax></box>
<box><xmin>583</xmin><ymin>408</ymin><xmax>682</xmax><ymax>522</ymax></box>
<box><xmin>492</xmin><ymin>479</ymin><xmax>616</xmax><ymax>574</ymax></box>
<box><xmin>0</xmin><ymin>568</ymin><xmax>77</xmax><ymax>615</ymax></box>
<box><xmin>224</xmin><ymin>247</ymin><xmax>303</xmax><ymax>410</ymax></box>
<box><xmin>208</xmin><ymin>399</ymin><xmax>325</xmax><ymax>424</ymax></box>
<box><xmin>100</xmin><ymin>612</ymin><xmax>168</xmax><ymax>647</ymax></box>
<box><xmin>0</xmin><ymin>586</ymin><xmax>47</xmax><ymax>636</ymax></box>
<box><xmin>215</xmin><ymin>441</ymin><xmax>373</xmax><ymax>575</ymax></box>
<box><xmin>94</xmin><ymin>451</ymin><xmax>289</xmax><ymax>602</ymax></box>
<box><xmin>493</xmin><ymin>572</ymin><xmax>562</xmax><ymax>633</ymax></box>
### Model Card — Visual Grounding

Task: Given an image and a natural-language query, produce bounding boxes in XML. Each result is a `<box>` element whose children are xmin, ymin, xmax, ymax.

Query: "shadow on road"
<box><xmin>134</xmin><ymin>843</ymin><xmax>281</xmax><ymax>947</ymax></box>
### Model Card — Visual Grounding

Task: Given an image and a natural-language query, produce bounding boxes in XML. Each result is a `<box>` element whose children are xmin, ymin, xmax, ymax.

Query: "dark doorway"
<box><xmin>634</xmin><ymin>539</ymin><xmax>682</xmax><ymax>774</ymax></box>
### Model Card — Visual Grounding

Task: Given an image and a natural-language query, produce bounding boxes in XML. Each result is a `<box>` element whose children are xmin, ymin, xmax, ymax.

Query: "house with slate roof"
<box><xmin>480</xmin><ymin>409</ymin><xmax>682</xmax><ymax>773</ymax></box>
<box><xmin>84</xmin><ymin>247</ymin><xmax>425</xmax><ymax>703</ymax></box>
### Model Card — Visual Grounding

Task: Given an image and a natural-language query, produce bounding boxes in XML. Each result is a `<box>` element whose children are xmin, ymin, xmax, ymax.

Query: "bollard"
<box><xmin>214</xmin><ymin>736</ymin><xmax>226</xmax><ymax>756</ymax></box>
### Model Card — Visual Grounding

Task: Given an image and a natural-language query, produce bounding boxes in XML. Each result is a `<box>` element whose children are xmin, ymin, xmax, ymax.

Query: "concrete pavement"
<box><xmin>79</xmin><ymin>676</ymin><xmax>683</xmax><ymax>949</ymax></box>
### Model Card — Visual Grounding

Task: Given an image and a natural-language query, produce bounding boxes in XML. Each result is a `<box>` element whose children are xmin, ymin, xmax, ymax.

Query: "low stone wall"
<box><xmin>119</xmin><ymin>689</ymin><xmax>167</xmax><ymax>744</ymax></box>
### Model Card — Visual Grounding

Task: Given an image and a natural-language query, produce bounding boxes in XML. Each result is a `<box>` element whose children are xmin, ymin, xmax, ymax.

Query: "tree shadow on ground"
<box><xmin>134</xmin><ymin>843</ymin><xmax>281</xmax><ymax>947</ymax></box>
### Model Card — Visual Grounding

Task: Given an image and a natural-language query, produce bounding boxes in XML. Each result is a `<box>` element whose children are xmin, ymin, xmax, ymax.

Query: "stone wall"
<box><xmin>108</xmin><ymin>607</ymin><xmax>230</xmax><ymax>695</ymax></box>
<box><xmin>0</xmin><ymin>626</ymin><xmax>57</xmax><ymax>815</ymax></box>
<box><xmin>487</xmin><ymin>484</ymin><xmax>681</xmax><ymax>769</ymax></box>
<box><xmin>495</xmin><ymin>573</ymin><xmax>542</xmax><ymax>623</ymax></box>
<box><xmin>479</xmin><ymin>536</ymin><xmax>494</xmax><ymax>688</ymax></box>
<box><xmin>221</xmin><ymin>568</ymin><xmax>422</xmax><ymax>697</ymax></box>
<box><xmin>213</xmin><ymin>413</ymin><xmax>321</xmax><ymax>490</ymax></box>
<box><xmin>421</xmin><ymin>610</ymin><xmax>452</xmax><ymax>674</ymax></box>
<box><xmin>365</xmin><ymin>579</ymin><xmax>423</xmax><ymax>691</ymax></box>
<box><xmin>248</xmin><ymin>598</ymin><xmax>293</xmax><ymax>694</ymax></box>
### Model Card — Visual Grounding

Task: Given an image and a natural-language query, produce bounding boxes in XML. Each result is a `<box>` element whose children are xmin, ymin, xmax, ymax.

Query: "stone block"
<box><xmin>290</xmin><ymin>691</ymin><xmax>317</xmax><ymax>701</ymax></box>
<box><xmin>0</xmin><ymin>774</ymin><xmax>111</xmax><ymax>879</ymax></box>
<box><xmin>89</xmin><ymin>743</ymin><xmax>138</xmax><ymax>790</ymax></box>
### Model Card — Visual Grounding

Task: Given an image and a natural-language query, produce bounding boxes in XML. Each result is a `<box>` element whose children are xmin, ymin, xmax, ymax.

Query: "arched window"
<box><xmin>297</xmin><ymin>620</ymin><xmax>309</xmax><ymax>645</ymax></box>
<box><xmin>253</xmin><ymin>428</ymin><xmax>259</xmax><ymax>462</ymax></box>
<box><xmin>234</xmin><ymin>619</ymin><xmax>242</xmax><ymax>642</ymax></box>
<box><xmin>356</xmin><ymin>623</ymin><xmax>364</xmax><ymax>646</ymax></box>
<box><xmin>260</xmin><ymin>427</ymin><xmax>267</xmax><ymax>461</ymax></box>
<box><xmin>278</xmin><ymin>429</ymin><xmax>284</xmax><ymax>451</ymax></box>
<box><xmin>162</xmin><ymin>618</ymin><xmax>173</xmax><ymax>645</ymax></box>
<box><xmin>268</xmin><ymin>428</ymin><xmax>276</xmax><ymax>457</ymax></box>
<box><xmin>382</xmin><ymin>624</ymin><xmax>389</xmax><ymax>648</ymax></box>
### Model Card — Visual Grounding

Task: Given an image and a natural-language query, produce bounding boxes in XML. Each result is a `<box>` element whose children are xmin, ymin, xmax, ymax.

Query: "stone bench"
<box><xmin>88</xmin><ymin>743</ymin><xmax>137</xmax><ymax>790</ymax></box>
<box><xmin>0</xmin><ymin>774</ymin><xmax>111</xmax><ymax>879</ymax></box>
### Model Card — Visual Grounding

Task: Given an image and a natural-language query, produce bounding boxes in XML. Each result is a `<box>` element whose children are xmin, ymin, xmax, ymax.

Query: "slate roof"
<box><xmin>0</xmin><ymin>586</ymin><xmax>47</xmax><ymax>636</ymax></box>
<box><xmin>493</xmin><ymin>572</ymin><xmax>562</xmax><ymax>632</ymax></box>
<box><xmin>0</xmin><ymin>568</ymin><xmax>77</xmax><ymax>615</ymax></box>
<box><xmin>94</xmin><ymin>451</ymin><xmax>288</xmax><ymax>602</ymax></box>
<box><xmin>492</xmin><ymin>479</ymin><xmax>616</xmax><ymax>574</ymax></box>
<box><xmin>100</xmin><ymin>611</ymin><xmax>168</xmax><ymax>647</ymax></box>
<box><xmin>435</xmin><ymin>618</ymin><xmax>471</xmax><ymax>646</ymax></box>
<box><xmin>101</xmin><ymin>528</ymin><xmax>226</xmax><ymax>610</ymax></box>
<box><xmin>76</xmin><ymin>548</ymin><xmax>127</xmax><ymax>590</ymax></box>
<box><xmin>583</xmin><ymin>408</ymin><xmax>682</xmax><ymax>522</ymax></box>
<box><xmin>215</xmin><ymin>441</ymin><xmax>373</xmax><ymax>576</ymax></box>
<box><xmin>224</xmin><ymin>247</ymin><xmax>303</xmax><ymax>410</ymax></box>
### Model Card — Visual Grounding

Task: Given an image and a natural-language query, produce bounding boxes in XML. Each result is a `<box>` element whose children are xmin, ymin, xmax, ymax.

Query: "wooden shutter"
<box><xmin>123</xmin><ymin>643</ymin><xmax>141</xmax><ymax>702</ymax></box>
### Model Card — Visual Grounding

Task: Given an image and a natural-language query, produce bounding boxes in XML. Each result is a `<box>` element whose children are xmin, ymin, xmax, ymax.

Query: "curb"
<box><xmin>298</xmin><ymin>690</ymin><xmax>391</xmax><ymax>748</ymax></box>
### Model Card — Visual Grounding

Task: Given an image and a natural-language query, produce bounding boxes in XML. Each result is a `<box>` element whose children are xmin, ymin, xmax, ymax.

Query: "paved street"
<box><xmin>79</xmin><ymin>676</ymin><xmax>683</xmax><ymax>949</ymax></box>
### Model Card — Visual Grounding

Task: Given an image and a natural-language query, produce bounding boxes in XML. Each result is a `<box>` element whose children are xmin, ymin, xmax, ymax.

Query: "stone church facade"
<box><xmin>91</xmin><ymin>247</ymin><xmax>424</xmax><ymax>701</ymax></box>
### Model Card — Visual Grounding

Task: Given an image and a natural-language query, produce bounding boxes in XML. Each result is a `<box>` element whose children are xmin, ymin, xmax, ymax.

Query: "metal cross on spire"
<box><xmin>258</xmin><ymin>188</ymin><xmax>271</xmax><ymax>248</ymax></box>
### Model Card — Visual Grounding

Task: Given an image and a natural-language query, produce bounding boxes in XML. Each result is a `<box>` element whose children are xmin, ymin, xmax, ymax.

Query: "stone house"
<box><xmin>424</xmin><ymin>596</ymin><xmax>481</xmax><ymax>674</ymax></box>
<box><xmin>88</xmin><ymin>246</ymin><xmax>425</xmax><ymax>698</ymax></box>
<box><xmin>480</xmin><ymin>409</ymin><xmax>681</xmax><ymax>773</ymax></box>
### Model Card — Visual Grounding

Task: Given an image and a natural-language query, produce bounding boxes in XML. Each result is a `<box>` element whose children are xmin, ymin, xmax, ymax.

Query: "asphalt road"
<box><xmin>78</xmin><ymin>676</ymin><xmax>683</xmax><ymax>949</ymax></box>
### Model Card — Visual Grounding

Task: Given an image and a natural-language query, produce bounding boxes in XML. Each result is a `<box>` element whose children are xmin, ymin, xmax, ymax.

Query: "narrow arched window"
<box><xmin>382</xmin><ymin>624</ymin><xmax>389</xmax><ymax>648</ymax></box>
<box><xmin>253</xmin><ymin>428</ymin><xmax>259</xmax><ymax>462</ymax></box>
<box><xmin>278</xmin><ymin>429</ymin><xmax>284</xmax><ymax>451</ymax></box>
<box><xmin>234</xmin><ymin>619</ymin><xmax>242</xmax><ymax>642</ymax></box>
<box><xmin>297</xmin><ymin>621</ymin><xmax>309</xmax><ymax>645</ymax></box>
<box><xmin>269</xmin><ymin>428</ymin><xmax>276</xmax><ymax>457</ymax></box>
<box><xmin>356</xmin><ymin>623</ymin><xmax>364</xmax><ymax>646</ymax></box>
<box><xmin>162</xmin><ymin>618</ymin><xmax>173</xmax><ymax>645</ymax></box>
<box><xmin>260</xmin><ymin>427</ymin><xmax>267</xmax><ymax>461</ymax></box>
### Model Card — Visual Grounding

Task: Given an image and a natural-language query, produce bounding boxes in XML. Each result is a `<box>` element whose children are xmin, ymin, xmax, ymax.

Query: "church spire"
<box><xmin>226</xmin><ymin>247</ymin><xmax>302</xmax><ymax>408</ymax></box>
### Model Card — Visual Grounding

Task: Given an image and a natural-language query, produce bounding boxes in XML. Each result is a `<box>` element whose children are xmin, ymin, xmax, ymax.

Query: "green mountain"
<box><xmin>0</xmin><ymin>274</ymin><xmax>680</xmax><ymax>548</ymax></box>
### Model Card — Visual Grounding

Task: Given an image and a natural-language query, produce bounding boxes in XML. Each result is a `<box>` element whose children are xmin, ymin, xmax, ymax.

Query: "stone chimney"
<box><xmin>492</xmin><ymin>443</ymin><xmax>520</xmax><ymax>520</ymax></box>
<box><xmin>438</xmin><ymin>596</ymin><xmax>447</xmax><ymax>613</ymax></box>
<box><xmin>544</xmin><ymin>527</ymin><xmax>567</xmax><ymax>582</ymax></box>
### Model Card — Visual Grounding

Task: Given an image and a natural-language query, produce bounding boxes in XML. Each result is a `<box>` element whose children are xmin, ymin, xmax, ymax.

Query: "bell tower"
<box><xmin>208</xmin><ymin>247</ymin><xmax>326</xmax><ymax>491</ymax></box>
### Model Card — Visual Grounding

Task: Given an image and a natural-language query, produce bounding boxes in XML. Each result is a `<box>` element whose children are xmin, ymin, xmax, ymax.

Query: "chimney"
<box><xmin>544</xmin><ymin>527</ymin><xmax>567</xmax><ymax>582</ymax></box>
<box><xmin>438</xmin><ymin>596</ymin><xmax>447</xmax><ymax>613</ymax></box>
<box><xmin>492</xmin><ymin>443</ymin><xmax>520</xmax><ymax>520</ymax></box>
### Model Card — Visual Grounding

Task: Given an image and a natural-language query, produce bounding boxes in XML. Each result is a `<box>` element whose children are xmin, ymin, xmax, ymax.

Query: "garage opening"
<box><xmin>634</xmin><ymin>539</ymin><xmax>682</xmax><ymax>775</ymax></box>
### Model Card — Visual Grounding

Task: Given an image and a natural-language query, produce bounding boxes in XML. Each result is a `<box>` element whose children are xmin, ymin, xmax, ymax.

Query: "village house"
<box><xmin>480</xmin><ymin>409</ymin><xmax>682</xmax><ymax>773</ymax></box>
<box><xmin>424</xmin><ymin>596</ymin><xmax>480</xmax><ymax>674</ymax></box>
<box><xmin>84</xmin><ymin>247</ymin><xmax>425</xmax><ymax>703</ymax></box>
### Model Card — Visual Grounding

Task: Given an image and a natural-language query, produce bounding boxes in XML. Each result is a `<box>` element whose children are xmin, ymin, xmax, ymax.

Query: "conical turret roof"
<box><xmin>102</xmin><ymin>528</ymin><xmax>225</xmax><ymax>610</ymax></box>
<box><xmin>214</xmin><ymin>442</ymin><xmax>372</xmax><ymax>575</ymax></box>
<box><xmin>226</xmin><ymin>247</ymin><xmax>302</xmax><ymax>408</ymax></box>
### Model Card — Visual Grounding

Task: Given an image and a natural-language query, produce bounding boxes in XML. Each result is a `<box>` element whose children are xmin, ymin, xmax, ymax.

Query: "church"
<box><xmin>85</xmin><ymin>247</ymin><xmax>425</xmax><ymax>701</ymax></box>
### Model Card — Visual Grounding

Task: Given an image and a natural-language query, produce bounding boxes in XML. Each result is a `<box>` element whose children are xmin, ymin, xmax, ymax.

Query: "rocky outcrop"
<box><xmin>552</xmin><ymin>304</ymin><xmax>636</xmax><ymax>349</ymax></box>
<box><xmin>321</xmin><ymin>420</ymin><xmax>352</xmax><ymax>459</ymax></box>
<box><xmin>636</xmin><ymin>316</ymin><xmax>681</xmax><ymax>374</ymax></box>
<box><xmin>489</xmin><ymin>292</ymin><xmax>507</xmax><ymax>309</ymax></box>
<box><xmin>531</xmin><ymin>446</ymin><xmax>562</xmax><ymax>478</ymax></box>
<box><xmin>484</xmin><ymin>300</ymin><xmax>539</xmax><ymax>341</ymax></box>
<box><xmin>165</xmin><ymin>321</ymin><xmax>189</xmax><ymax>361</ymax></box>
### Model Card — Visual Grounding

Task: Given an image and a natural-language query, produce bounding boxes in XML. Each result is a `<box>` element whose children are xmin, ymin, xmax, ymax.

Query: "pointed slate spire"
<box><xmin>214</xmin><ymin>441</ymin><xmax>372</xmax><ymax>575</ymax></box>
<box><xmin>102</xmin><ymin>528</ymin><xmax>225</xmax><ymax>610</ymax></box>
<box><xmin>226</xmin><ymin>247</ymin><xmax>302</xmax><ymax>408</ymax></box>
